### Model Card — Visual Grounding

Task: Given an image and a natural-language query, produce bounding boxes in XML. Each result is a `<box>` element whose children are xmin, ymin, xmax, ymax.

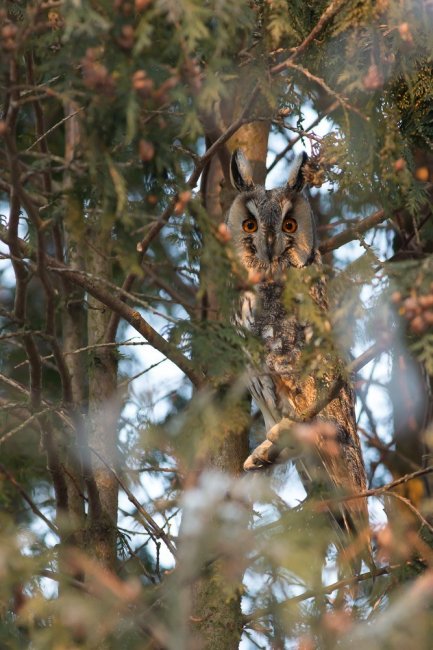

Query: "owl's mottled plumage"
<box><xmin>227</xmin><ymin>149</ymin><xmax>368</xmax><ymax>534</ymax></box>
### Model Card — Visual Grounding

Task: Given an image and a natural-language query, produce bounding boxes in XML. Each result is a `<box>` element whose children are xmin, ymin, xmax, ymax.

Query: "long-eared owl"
<box><xmin>226</xmin><ymin>149</ymin><xmax>368</xmax><ymax>534</ymax></box>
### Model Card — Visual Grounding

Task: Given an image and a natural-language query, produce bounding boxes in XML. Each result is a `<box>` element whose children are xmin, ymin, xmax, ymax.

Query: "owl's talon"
<box><xmin>243</xmin><ymin>456</ymin><xmax>270</xmax><ymax>471</ymax></box>
<box><xmin>243</xmin><ymin>456</ymin><xmax>265</xmax><ymax>471</ymax></box>
<box><xmin>243</xmin><ymin>440</ymin><xmax>281</xmax><ymax>471</ymax></box>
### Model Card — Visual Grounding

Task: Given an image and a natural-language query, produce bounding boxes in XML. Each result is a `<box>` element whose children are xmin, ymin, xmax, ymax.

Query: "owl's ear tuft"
<box><xmin>230</xmin><ymin>149</ymin><xmax>255</xmax><ymax>192</ymax></box>
<box><xmin>287</xmin><ymin>151</ymin><xmax>309</xmax><ymax>192</ymax></box>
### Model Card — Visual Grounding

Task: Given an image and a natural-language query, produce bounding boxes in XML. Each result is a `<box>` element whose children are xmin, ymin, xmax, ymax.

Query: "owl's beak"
<box><xmin>266</xmin><ymin>231</ymin><xmax>276</xmax><ymax>261</ymax></box>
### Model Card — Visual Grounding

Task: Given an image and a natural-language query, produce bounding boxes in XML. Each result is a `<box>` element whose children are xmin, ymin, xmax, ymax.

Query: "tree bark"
<box><xmin>85</xmin><ymin>211</ymin><xmax>119</xmax><ymax>569</ymax></box>
<box><xmin>188</xmin><ymin>121</ymin><xmax>270</xmax><ymax>649</ymax></box>
<box><xmin>61</xmin><ymin>109</ymin><xmax>87</xmax><ymax>545</ymax></box>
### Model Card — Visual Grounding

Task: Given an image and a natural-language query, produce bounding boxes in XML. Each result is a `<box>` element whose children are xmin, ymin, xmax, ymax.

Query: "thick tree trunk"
<box><xmin>188</xmin><ymin>122</ymin><xmax>270</xmax><ymax>649</ymax></box>
<box><xmin>61</xmin><ymin>195</ymin><xmax>87</xmax><ymax>544</ymax></box>
<box><xmin>85</xmin><ymin>214</ymin><xmax>119</xmax><ymax>569</ymax></box>
<box><xmin>61</xmin><ymin>111</ymin><xmax>87</xmax><ymax>545</ymax></box>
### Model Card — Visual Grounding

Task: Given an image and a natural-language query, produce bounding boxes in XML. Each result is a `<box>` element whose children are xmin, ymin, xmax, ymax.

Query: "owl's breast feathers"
<box><xmin>238</xmin><ymin>281</ymin><xmax>314</xmax><ymax>423</ymax></box>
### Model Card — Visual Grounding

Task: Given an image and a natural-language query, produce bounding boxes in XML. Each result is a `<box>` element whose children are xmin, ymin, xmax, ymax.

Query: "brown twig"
<box><xmin>13</xmin><ymin>339</ymin><xmax>150</xmax><ymax>370</ymax></box>
<box><xmin>267</xmin><ymin>101</ymin><xmax>339</xmax><ymax>174</ymax></box>
<box><xmin>271</xmin><ymin>0</ymin><xmax>347</xmax><ymax>72</ymax></box>
<box><xmin>351</xmin><ymin>341</ymin><xmax>388</xmax><ymax>375</ymax></box>
<box><xmin>0</xmin><ymin>406</ymin><xmax>54</xmax><ymax>445</ymax></box>
<box><xmin>284</xmin><ymin>62</ymin><xmax>367</xmax><ymax>121</ymax></box>
<box><xmin>26</xmin><ymin>107</ymin><xmax>84</xmax><ymax>152</ymax></box>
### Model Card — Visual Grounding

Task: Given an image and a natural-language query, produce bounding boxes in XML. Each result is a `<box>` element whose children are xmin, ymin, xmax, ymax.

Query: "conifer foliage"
<box><xmin>1</xmin><ymin>0</ymin><xmax>433</xmax><ymax>648</ymax></box>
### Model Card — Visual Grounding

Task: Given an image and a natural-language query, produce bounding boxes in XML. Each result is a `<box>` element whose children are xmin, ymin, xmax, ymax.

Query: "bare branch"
<box><xmin>267</xmin><ymin>101</ymin><xmax>339</xmax><ymax>174</ymax></box>
<box><xmin>0</xmin><ymin>463</ymin><xmax>59</xmax><ymax>535</ymax></box>
<box><xmin>89</xmin><ymin>447</ymin><xmax>178</xmax><ymax>558</ymax></box>
<box><xmin>46</xmin><ymin>264</ymin><xmax>204</xmax><ymax>387</ymax></box>
<box><xmin>245</xmin><ymin>562</ymin><xmax>408</xmax><ymax>622</ymax></box>
<box><xmin>319</xmin><ymin>210</ymin><xmax>387</xmax><ymax>255</ymax></box>
<box><xmin>387</xmin><ymin>492</ymin><xmax>433</xmax><ymax>536</ymax></box>
<box><xmin>319</xmin><ymin>466</ymin><xmax>433</xmax><ymax>510</ymax></box>
<box><xmin>26</xmin><ymin>107</ymin><xmax>84</xmax><ymax>152</ymax></box>
<box><xmin>283</xmin><ymin>62</ymin><xmax>367</xmax><ymax>121</ymax></box>
<box><xmin>0</xmin><ymin>406</ymin><xmax>54</xmax><ymax>445</ymax></box>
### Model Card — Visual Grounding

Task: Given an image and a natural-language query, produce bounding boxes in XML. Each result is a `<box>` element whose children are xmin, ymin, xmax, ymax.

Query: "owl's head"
<box><xmin>226</xmin><ymin>149</ymin><xmax>318</xmax><ymax>276</ymax></box>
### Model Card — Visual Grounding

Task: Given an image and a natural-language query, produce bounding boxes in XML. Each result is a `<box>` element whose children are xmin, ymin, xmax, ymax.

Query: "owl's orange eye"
<box><xmin>242</xmin><ymin>217</ymin><xmax>258</xmax><ymax>233</ymax></box>
<box><xmin>282</xmin><ymin>217</ymin><xmax>298</xmax><ymax>234</ymax></box>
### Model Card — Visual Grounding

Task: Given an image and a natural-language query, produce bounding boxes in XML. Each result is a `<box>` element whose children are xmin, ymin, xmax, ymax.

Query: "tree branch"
<box><xmin>267</xmin><ymin>101</ymin><xmax>339</xmax><ymax>174</ymax></box>
<box><xmin>0</xmin><ymin>463</ymin><xmax>59</xmax><ymax>535</ymax></box>
<box><xmin>318</xmin><ymin>466</ymin><xmax>433</xmax><ymax>510</ymax></box>
<box><xmin>270</xmin><ymin>0</ymin><xmax>348</xmax><ymax>71</ymax></box>
<box><xmin>0</xmin><ymin>406</ymin><xmax>54</xmax><ymax>445</ymax></box>
<box><xmin>283</xmin><ymin>62</ymin><xmax>367</xmax><ymax>121</ymax></box>
<box><xmin>245</xmin><ymin>562</ymin><xmax>408</xmax><ymax>623</ymax></box>
<box><xmin>47</xmin><ymin>264</ymin><xmax>204</xmax><ymax>387</ymax></box>
<box><xmin>387</xmin><ymin>491</ymin><xmax>433</xmax><ymax>536</ymax></box>
<box><xmin>319</xmin><ymin>210</ymin><xmax>387</xmax><ymax>255</ymax></box>
<box><xmin>0</xmin><ymin>226</ymin><xmax>204</xmax><ymax>387</ymax></box>
<box><xmin>89</xmin><ymin>447</ymin><xmax>177</xmax><ymax>558</ymax></box>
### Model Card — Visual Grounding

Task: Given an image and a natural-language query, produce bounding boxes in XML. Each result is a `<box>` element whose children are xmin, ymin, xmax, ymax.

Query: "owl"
<box><xmin>226</xmin><ymin>149</ymin><xmax>368</xmax><ymax>536</ymax></box>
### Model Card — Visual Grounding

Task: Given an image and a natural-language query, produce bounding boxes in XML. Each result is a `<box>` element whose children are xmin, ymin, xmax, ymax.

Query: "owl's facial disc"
<box><xmin>239</xmin><ymin>198</ymin><xmax>299</xmax><ymax>273</ymax></box>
